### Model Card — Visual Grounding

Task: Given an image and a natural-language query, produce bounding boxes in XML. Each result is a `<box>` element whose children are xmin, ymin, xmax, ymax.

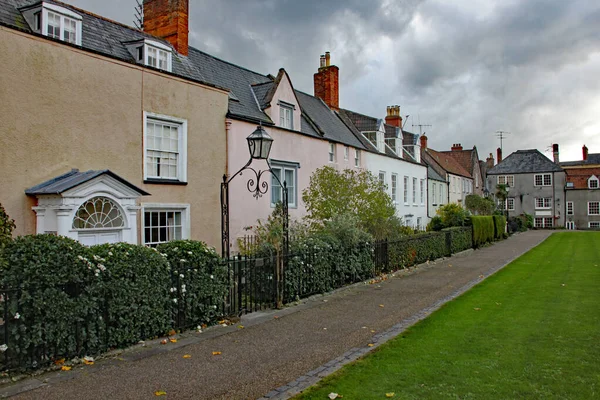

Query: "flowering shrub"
<box><xmin>0</xmin><ymin>202</ymin><xmax>15</xmax><ymax>249</ymax></box>
<box><xmin>0</xmin><ymin>235</ymin><xmax>101</xmax><ymax>369</ymax></box>
<box><xmin>157</xmin><ymin>240</ymin><xmax>227</xmax><ymax>329</ymax></box>
<box><xmin>89</xmin><ymin>243</ymin><xmax>171</xmax><ymax>348</ymax></box>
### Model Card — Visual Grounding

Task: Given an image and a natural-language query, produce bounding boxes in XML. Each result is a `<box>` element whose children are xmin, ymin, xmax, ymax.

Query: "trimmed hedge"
<box><xmin>0</xmin><ymin>235</ymin><xmax>226</xmax><ymax>371</ymax></box>
<box><xmin>445</xmin><ymin>227</ymin><xmax>473</xmax><ymax>254</ymax></box>
<box><xmin>493</xmin><ymin>216</ymin><xmax>506</xmax><ymax>239</ymax></box>
<box><xmin>471</xmin><ymin>216</ymin><xmax>495</xmax><ymax>247</ymax></box>
<box><xmin>388</xmin><ymin>232</ymin><xmax>447</xmax><ymax>269</ymax></box>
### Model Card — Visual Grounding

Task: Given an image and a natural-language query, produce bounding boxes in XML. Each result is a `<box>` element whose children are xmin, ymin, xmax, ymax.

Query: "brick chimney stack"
<box><xmin>552</xmin><ymin>143</ymin><xmax>559</xmax><ymax>164</ymax></box>
<box><xmin>143</xmin><ymin>0</ymin><xmax>189</xmax><ymax>56</ymax></box>
<box><xmin>420</xmin><ymin>134</ymin><xmax>428</xmax><ymax>150</ymax></box>
<box><xmin>385</xmin><ymin>105</ymin><xmax>403</xmax><ymax>128</ymax></box>
<box><xmin>583</xmin><ymin>145</ymin><xmax>588</xmax><ymax>161</ymax></box>
<box><xmin>314</xmin><ymin>51</ymin><xmax>339</xmax><ymax>111</ymax></box>
<box><xmin>451</xmin><ymin>143</ymin><xmax>463</xmax><ymax>151</ymax></box>
<box><xmin>486</xmin><ymin>153</ymin><xmax>494</xmax><ymax>169</ymax></box>
<box><xmin>497</xmin><ymin>147</ymin><xmax>502</xmax><ymax>163</ymax></box>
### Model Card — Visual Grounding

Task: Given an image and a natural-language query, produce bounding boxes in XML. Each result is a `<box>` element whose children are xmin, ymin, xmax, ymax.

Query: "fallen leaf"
<box><xmin>496</xmin><ymin>302</ymin><xmax>502</xmax><ymax>306</ymax></box>
<box><xmin>169</xmin><ymin>338</ymin><xmax>177</xmax><ymax>343</ymax></box>
<box><xmin>561</xmin><ymin>284</ymin><xmax>566</xmax><ymax>287</ymax></box>
<box><xmin>368</xmin><ymin>344</ymin><xmax>374</xmax><ymax>347</ymax></box>
<box><xmin>218</xmin><ymin>320</ymin><xmax>226</xmax><ymax>324</ymax></box>
<box><xmin>54</xmin><ymin>358</ymin><xmax>65</xmax><ymax>365</ymax></box>
<box><xmin>160</xmin><ymin>339</ymin><xmax>168</xmax><ymax>345</ymax></box>
<box><xmin>474</xmin><ymin>308</ymin><xmax>481</xmax><ymax>311</ymax></box>
<box><xmin>362</xmin><ymin>326</ymin><xmax>367</xmax><ymax>329</ymax></box>
<box><xmin>212</xmin><ymin>351</ymin><xmax>222</xmax><ymax>356</ymax></box>
<box><xmin>328</xmin><ymin>393</ymin><xmax>340</xmax><ymax>400</ymax></box>
<box><xmin>479</xmin><ymin>275</ymin><xmax>485</xmax><ymax>279</ymax></box>
<box><xmin>238</xmin><ymin>325</ymin><xmax>244</xmax><ymax>329</ymax></box>
<box><xmin>83</xmin><ymin>356</ymin><xmax>94</xmax><ymax>365</ymax></box>
<box><xmin>386</xmin><ymin>393</ymin><xmax>395</xmax><ymax>398</ymax></box>
<box><xmin>183</xmin><ymin>355</ymin><xmax>191</xmax><ymax>359</ymax></box>
<box><xmin>448</xmin><ymin>264</ymin><xmax>452</xmax><ymax>267</ymax></box>
<box><xmin>168</xmin><ymin>329</ymin><xmax>176</xmax><ymax>336</ymax></box>
<box><xmin>83</xmin><ymin>360</ymin><xmax>94</xmax><ymax>365</ymax></box>
<box><xmin>379</xmin><ymin>304</ymin><xmax>385</xmax><ymax>308</ymax></box>
<box><xmin>274</xmin><ymin>316</ymin><xmax>280</xmax><ymax>319</ymax></box>
<box><xmin>61</xmin><ymin>366</ymin><xmax>71</xmax><ymax>371</ymax></box>
<box><xmin>371</xmin><ymin>330</ymin><xmax>376</xmax><ymax>333</ymax></box>
<box><xmin>323</xmin><ymin>328</ymin><xmax>327</xmax><ymax>330</ymax></box>
<box><xmin>201</xmin><ymin>324</ymin><xmax>207</xmax><ymax>329</ymax></box>
<box><xmin>154</xmin><ymin>390</ymin><xmax>167</xmax><ymax>396</ymax></box>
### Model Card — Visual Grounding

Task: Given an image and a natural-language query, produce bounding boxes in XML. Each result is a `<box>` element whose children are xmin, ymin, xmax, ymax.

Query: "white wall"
<box><xmin>364</xmin><ymin>151</ymin><xmax>428</xmax><ymax>229</ymax></box>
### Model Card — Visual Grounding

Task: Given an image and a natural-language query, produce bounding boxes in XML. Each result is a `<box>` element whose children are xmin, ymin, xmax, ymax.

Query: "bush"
<box><xmin>0</xmin><ymin>202</ymin><xmax>15</xmax><ymax>249</ymax></box>
<box><xmin>90</xmin><ymin>243</ymin><xmax>172</xmax><ymax>347</ymax></box>
<box><xmin>0</xmin><ymin>235</ymin><xmax>101</xmax><ymax>368</ymax></box>
<box><xmin>426</xmin><ymin>216</ymin><xmax>445</xmax><ymax>232</ymax></box>
<box><xmin>465</xmin><ymin>194</ymin><xmax>495</xmax><ymax>215</ymax></box>
<box><xmin>471</xmin><ymin>216</ymin><xmax>495</xmax><ymax>247</ymax></box>
<box><xmin>388</xmin><ymin>232</ymin><xmax>447</xmax><ymax>269</ymax></box>
<box><xmin>493</xmin><ymin>216</ymin><xmax>506</xmax><ymax>239</ymax></box>
<box><xmin>437</xmin><ymin>203</ymin><xmax>470</xmax><ymax>228</ymax></box>
<box><xmin>157</xmin><ymin>240</ymin><xmax>227</xmax><ymax>328</ymax></box>
<box><xmin>445</xmin><ymin>227</ymin><xmax>473</xmax><ymax>253</ymax></box>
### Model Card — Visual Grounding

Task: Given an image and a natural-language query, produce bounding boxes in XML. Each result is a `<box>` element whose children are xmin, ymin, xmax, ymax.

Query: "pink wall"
<box><xmin>226</xmin><ymin>119</ymin><xmax>333</xmax><ymax>250</ymax></box>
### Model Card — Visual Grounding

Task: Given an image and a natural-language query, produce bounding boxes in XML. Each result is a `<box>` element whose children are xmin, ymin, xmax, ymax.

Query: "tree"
<box><xmin>465</xmin><ymin>194</ymin><xmax>495</xmax><ymax>215</ymax></box>
<box><xmin>302</xmin><ymin>166</ymin><xmax>396</xmax><ymax>239</ymax></box>
<box><xmin>437</xmin><ymin>203</ymin><xmax>470</xmax><ymax>227</ymax></box>
<box><xmin>496</xmin><ymin>184</ymin><xmax>509</xmax><ymax>215</ymax></box>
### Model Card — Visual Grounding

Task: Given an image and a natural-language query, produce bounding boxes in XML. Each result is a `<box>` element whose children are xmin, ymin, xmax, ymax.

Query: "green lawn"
<box><xmin>296</xmin><ymin>232</ymin><xmax>600</xmax><ymax>400</ymax></box>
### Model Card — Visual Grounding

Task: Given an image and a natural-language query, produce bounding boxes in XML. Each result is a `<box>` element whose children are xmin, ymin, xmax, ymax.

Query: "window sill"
<box><xmin>144</xmin><ymin>179</ymin><xmax>188</xmax><ymax>186</ymax></box>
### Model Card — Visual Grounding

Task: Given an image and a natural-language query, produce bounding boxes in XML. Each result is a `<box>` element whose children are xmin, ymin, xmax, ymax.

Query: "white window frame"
<box><xmin>567</xmin><ymin>201</ymin><xmax>574</xmax><ymax>215</ymax></box>
<box><xmin>412</xmin><ymin>177</ymin><xmax>417</xmax><ymax>204</ymax></box>
<box><xmin>497</xmin><ymin>175</ymin><xmax>514</xmax><ymax>187</ymax></box>
<box><xmin>143</xmin><ymin>112</ymin><xmax>187</xmax><ymax>183</ymax></box>
<box><xmin>344</xmin><ymin>146</ymin><xmax>349</xmax><ymax>161</ymax></box>
<box><xmin>439</xmin><ymin>183</ymin><xmax>443</xmax><ymax>204</ymax></box>
<box><xmin>391</xmin><ymin>174</ymin><xmax>398</xmax><ymax>204</ymax></box>
<box><xmin>354</xmin><ymin>149</ymin><xmax>361</xmax><ymax>167</ymax></box>
<box><xmin>279</xmin><ymin>103</ymin><xmax>294</xmax><ymax>130</ymax></box>
<box><xmin>379</xmin><ymin>171</ymin><xmax>386</xmax><ymax>191</ymax></box>
<box><xmin>506</xmin><ymin>198</ymin><xmax>515</xmax><ymax>211</ymax></box>
<box><xmin>271</xmin><ymin>162</ymin><xmax>297</xmax><ymax>208</ymax></box>
<box><xmin>589</xmin><ymin>222</ymin><xmax>600</xmax><ymax>228</ymax></box>
<box><xmin>534</xmin><ymin>217</ymin><xmax>553</xmax><ymax>228</ymax></box>
<box><xmin>535</xmin><ymin>197</ymin><xmax>552</xmax><ymax>209</ymax></box>
<box><xmin>30</xmin><ymin>4</ymin><xmax>83</xmax><ymax>46</ymax></box>
<box><xmin>589</xmin><ymin>176</ymin><xmax>599</xmax><ymax>189</ymax></box>
<box><xmin>329</xmin><ymin>143</ymin><xmax>336</xmax><ymax>163</ymax></box>
<box><xmin>534</xmin><ymin>173</ymin><xmax>552</xmax><ymax>186</ymax></box>
<box><xmin>145</xmin><ymin>41</ymin><xmax>173</xmax><ymax>72</ymax></box>
<box><xmin>141</xmin><ymin>203</ymin><xmax>190</xmax><ymax>247</ymax></box>
<box><xmin>404</xmin><ymin>176</ymin><xmax>409</xmax><ymax>204</ymax></box>
<box><xmin>432</xmin><ymin>183</ymin><xmax>436</xmax><ymax>206</ymax></box>
<box><xmin>420</xmin><ymin>179</ymin><xmax>424</xmax><ymax>205</ymax></box>
<box><xmin>588</xmin><ymin>201</ymin><xmax>600</xmax><ymax>216</ymax></box>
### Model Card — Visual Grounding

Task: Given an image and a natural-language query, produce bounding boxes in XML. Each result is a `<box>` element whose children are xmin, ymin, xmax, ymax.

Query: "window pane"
<box><xmin>47</xmin><ymin>12</ymin><xmax>60</xmax><ymax>39</ymax></box>
<box><xmin>271</xmin><ymin>168</ymin><xmax>282</xmax><ymax>204</ymax></box>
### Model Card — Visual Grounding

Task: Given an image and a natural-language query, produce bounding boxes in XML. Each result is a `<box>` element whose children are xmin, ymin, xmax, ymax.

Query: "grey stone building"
<box><xmin>486</xmin><ymin>149</ymin><xmax>566</xmax><ymax>228</ymax></box>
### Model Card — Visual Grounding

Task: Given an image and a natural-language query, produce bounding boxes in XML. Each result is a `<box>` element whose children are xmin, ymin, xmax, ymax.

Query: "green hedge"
<box><xmin>388</xmin><ymin>232</ymin><xmax>447</xmax><ymax>269</ymax></box>
<box><xmin>493</xmin><ymin>216</ymin><xmax>506</xmax><ymax>239</ymax></box>
<box><xmin>471</xmin><ymin>216</ymin><xmax>495</xmax><ymax>247</ymax></box>
<box><xmin>444</xmin><ymin>227</ymin><xmax>473</xmax><ymax>254</ymax></box>
<box><xmin>0</xmin><ymin>236</ymin><xmax>226</xmax><ymax>371</ymax></box>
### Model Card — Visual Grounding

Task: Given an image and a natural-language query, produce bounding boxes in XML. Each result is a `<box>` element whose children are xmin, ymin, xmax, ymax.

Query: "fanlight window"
<box><xmin>72</xmin><ymin>197</ymin><xmax>125</xmax><ymax>229</ymax></box>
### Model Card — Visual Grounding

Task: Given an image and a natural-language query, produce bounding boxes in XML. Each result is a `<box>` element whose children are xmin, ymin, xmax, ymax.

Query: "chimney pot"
<box><xmin>384</xmin><ymin>105</ymin><xmax>402</xmax><ymax>128</ymax></box>
<box><xmin>497</xmin><ymin>147</ymin><xmax>503</xmax><ymax>163</ymax></box>
<box><xmin>451</xmin><ymin>143</ymin><xmax>463</xmax><ymax>151</ymax></box>
<box><xmin>420</xmin><ymin>134</ymin><xmax>428</xmax><ymax>150</ymax></box>
<box><xmin>583</xmin><ymin>145</ymin><xmax>588</xmax><ymax>161</ymax></box>
<box><xmin>325</xmin><ymin>51</ymin><xmax>331</xmax><ymax>66</ymax></box>
<box><xmin>486</xmin><ymin>153</ymin><xmax>495</xmax><ymax>169</ymax></box>
<box><xmin>552</xmin><ymin>143</ymin><xmax>559</xmax><ymax>164</ymax></box>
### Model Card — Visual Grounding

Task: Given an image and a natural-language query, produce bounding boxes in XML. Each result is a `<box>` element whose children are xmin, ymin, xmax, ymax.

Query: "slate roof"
<box><xmin>296</xmin><ymin>92</ymin><xmax>365</xmax><ymax>148</ymax></box>
<box><xmin>487</xmin><ymin>149</ymin><xmax>564</xmax><ymax>174</ymax></box>
<box><xmin>425</xmin><ymin>149</ymin><xmax>472</xmax><ymax>178</ymax></box>
<box><xmin>25</xmin><ymin>169</ymin><xmax>150</xmax><ymax>195</ymax></box>
<box><xmin>251</xmin><ymin>81</ymin><xmax>275</xmax><ymax>110</ymax></box>
<box><xmin>340</xmin><ymin>109</ymin><xmax>380</xmax><ymax>132</ymax></box>
<box><xmin>428</xmin><ymin>165</ymin><xmax>446</xmax><ymax>182</ymax></box>
<box><xmin>560</xmin><ymin>153</ymin><xmax>600</xmax><ymax>167</ymax></box>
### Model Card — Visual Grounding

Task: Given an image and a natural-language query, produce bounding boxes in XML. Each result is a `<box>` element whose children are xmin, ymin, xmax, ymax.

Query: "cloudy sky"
<box><xmin>65</xmin><ymin>0</ymin><xmax>600</xmax><ymax>162</ymax></box>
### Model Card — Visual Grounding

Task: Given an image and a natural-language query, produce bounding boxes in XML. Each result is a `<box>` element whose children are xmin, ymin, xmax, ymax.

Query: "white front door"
<box><xmin>79</xmin><ymin>231</ymin><xmax>121</xmax><ymax>246</ymax></box>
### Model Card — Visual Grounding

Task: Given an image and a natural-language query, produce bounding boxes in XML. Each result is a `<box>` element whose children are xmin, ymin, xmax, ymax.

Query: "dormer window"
<box><xmin>21</xmin><ymin>3</ymin><xmax>83</xmax><ymax>46</ymax></box>
<box><xmin>589</xmin><ymin>176</ymin><xmax>599</xmax><ymax>189</ymax></box>
<box><xmin>279</xmin><ymin>102</ymin><xmax>294</xmax><ymax>130</ymax></box>
<box><xmin>124</xmin><ymin>39</ymin><xmax>173</xmax><ymax>72</ymax></box>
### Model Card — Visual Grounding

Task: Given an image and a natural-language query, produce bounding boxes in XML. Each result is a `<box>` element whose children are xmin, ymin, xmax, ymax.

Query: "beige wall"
<box><xmin>0</xmin><ymin>27</ymin><xmax>229</xmax><ymax>248</ymax></box>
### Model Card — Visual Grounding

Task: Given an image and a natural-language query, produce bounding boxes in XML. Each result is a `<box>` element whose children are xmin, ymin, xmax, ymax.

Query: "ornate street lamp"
<box><xmin>220</xmin><ymin>125</ymin><xmax>288</xmax><ymax>259</ymax></box>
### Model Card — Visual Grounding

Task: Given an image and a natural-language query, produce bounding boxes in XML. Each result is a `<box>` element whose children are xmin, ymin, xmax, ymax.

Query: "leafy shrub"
<box><xmin>445</xmin><ymin>227</ymin><xmax>473</xmax><ymax>253</ymax></box>
<box><xmin>0</xmin><ymin>202</ymin><xmax>15</xmax><ymax>249</ymax></box>
<box><xmin>471</xmin><ymin>216</ymin><xmax>495</xmax><ymax>247</ymax></box>
<box><xmin>0</xmin><ymin>235</ymin><xmax>101</xmax><ymax>368</ymax></box>
<box><xmin>465</xmin><ymin>194</ymin><xmax>495</xmax><ymax>215</ymax></box>
<box><xmin>90</xmin><ymin>243</ymin><xmax>171</xmax><ymax>347</ymax></box>
<box><xmin>493</xmin><ymin>215</ymin><xmax>506</xmax><ymax>239</ymax></box>
<box><xmin>157</xmin><ymin>240</ymin><xmax>227</xmax><ymax>328</ymax></box>
<box><xmin>388</xmin><ymin>232</ymin><xmax>447</xmax><ymax>269</ymax></box>
<box><xmin>437</xmin><ymin>203</ymin><xmax>470</xmax><ymax>228</ymax></box>
<box><xmin>426</xmin><ymin>216</ymin><xmax>445</xmax><ymax>231</ymax></box>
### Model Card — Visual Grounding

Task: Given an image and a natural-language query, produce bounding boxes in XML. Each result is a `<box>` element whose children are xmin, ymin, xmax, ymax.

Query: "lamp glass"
<box><xmin>247</xmin><ymin>125</ymin><xmax>274</xmax><ymax>159</ymax></box>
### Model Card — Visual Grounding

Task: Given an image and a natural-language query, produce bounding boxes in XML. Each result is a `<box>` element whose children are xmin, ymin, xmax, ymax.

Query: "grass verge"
<box><xmin>296</xmin><ymin>232</ymin><xmax>600</xmax><ymax>399</ymax></box>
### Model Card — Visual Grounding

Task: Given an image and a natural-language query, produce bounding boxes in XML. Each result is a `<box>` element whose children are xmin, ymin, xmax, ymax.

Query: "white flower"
<box><xmin>181</xmin><ymin>287</ymin><xmax>186</xmax><ymax>294</ymax></box>
<box><xmin>179</xmin><ymin>274</ymin><xmax>184</xmax><ymax>278</ymax></box>
<box><xmin>212</xmin><ymin>305</ymin><xmax>217</xmax><ymax>309</ymax></box>
<box><xmin>0</xmin><ymin>344</ymin><xmax>7</xmax><ymax>352</ymax></box>
<box><xmin>108</xmin><ymin>252</ymin><xmax>113</xmax><ymax>256</ymax></box>
<box><xmin>77</xmin><ymin>255</ymin><xmax>84</xmax><ymax>260</ymax></box>
<box><xmin>173</xmin><ymin>247</ymin><xmax>179</xmax><ymax>251</ymax></box>
<box><xmin>210</xmin><ymin>275</ymin><xmax>214</xmax><ymax>279</ymax></box>
<box><xmin>180</xmin><ymin>259</ymin><xmax>187</xmax><ymax>263</ymax></box>
<box><xmin>95</xmin><ymin>269</ymin><xmax>100</xmax><ymax>275</ymax></box>
<box><xmin>187</xmin><ymin>251</ymin><xmax>193</xmax><ymax>255</ymax></box>
<box><xmin>173</xmin><ymin>298</ymin><xmax>178</xmax><ymax>304</ymax></box>
<box><xmin>98</xmin><ymin>264</ymin><xmax>106</xmax><ymax>272</ymax></box>
<box><xmin>95</xmin><ymin>272</ymin><xmax>99</xmax><ymax>277</ymax></box>
<box><xmin>181</xmin><ymin>284</ymin><xmax>186</xmax><ymax>291</ymax></box>
<box><xmin>169</xmin><ymin>287</ymin><xmax>176</xmax><ymax>293</ymax></box>
<box><xmin>14</xmin><ymin>313</ymin><xmax>20</xmax><ymax>320</ymax></box>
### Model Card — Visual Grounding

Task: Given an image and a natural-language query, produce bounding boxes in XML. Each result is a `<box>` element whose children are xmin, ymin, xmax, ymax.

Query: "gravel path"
<box><xmin>4</xmin><ymin>230</ymin><xmax>552</xmax><ymax>400</ymax></box>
